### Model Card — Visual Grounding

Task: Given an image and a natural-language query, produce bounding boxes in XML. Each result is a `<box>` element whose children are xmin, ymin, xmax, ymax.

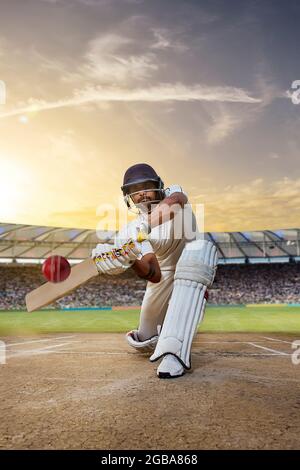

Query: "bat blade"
<box><xmin>25</xmin><ymin>258</ymin><xmax>99</xmax><ymax>312</ymax></box>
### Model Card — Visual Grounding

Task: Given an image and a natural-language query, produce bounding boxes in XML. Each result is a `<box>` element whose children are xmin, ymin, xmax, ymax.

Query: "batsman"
<box><xmin>92</xmin><ymin>163</ymin><xmax>218</xmax><ymax>379</ymax></box>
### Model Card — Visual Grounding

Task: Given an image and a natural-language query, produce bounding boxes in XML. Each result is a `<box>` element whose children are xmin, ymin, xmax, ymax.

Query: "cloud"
<box><xmin>203</xmin><ymin>74</ymin><xmax>284</xmax><ymax>145</ymax></box>
<box><xmin>151</xmin><ymin>29</ymin><xmax>171</xmax><ymax>49</ymax></box>
<box><xmin>269</xmin><ymin>153</ymin><xmax>280</xmax><ymax>159</ymax></box>
<box><xmin>203</xmin><ymin>101</ymin><xmax>261</xmax><ymax>145</ymax></box>
<box><xmin>0</xmin><ymin>83</ymin><xmax>261</xmax><ymax>119</ymax></box>
<box><xmin>75</xmin><ymin>0</ymin><xmax>143</xmax><ymax>4</ymax></box>
<box><xmin>84</xmin><ymin>33</ymin><xmax>157</xmax><ymax>83</ymax></box>
<box><xmin>205</xmin><ymin>104</ymin><xmax>242</xmax><ymax>144</ymax></box>
<box><xmin>76</xmin><ymin>21</ymin><xmax>190</xmax><ymax>85</ymax></box>
<box><xmin>40</xmin><ymin>0</ymin><xmax>110</xmax><ymax>4</ymax></box>
<box><xmin>22</xmin><ymin>175</ymin><xmax>300</xmax><ymax>232</ymax></box>
<box><xmin>151</xmin><ymin>28</ymin><xmax>187</xmax><ymax>52</ymax></box>
<box><xmin>190</xmin><ymin>177</ymin><xmax>300</xmax><ymax>231</ymax></box>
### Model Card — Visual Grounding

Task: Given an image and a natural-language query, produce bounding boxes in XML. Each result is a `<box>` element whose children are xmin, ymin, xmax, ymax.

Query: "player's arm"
<box><xmin>165</xmin><ymin>191</ymin><xmax>188</xmax><ymax>208</ymax></box>
<box><xmin>131</xmin><ymin>253</ymin><xmax>161</xmax><ymax>283</ymax></box>
<box><xmin>148</xmin><ymin>191</ymin><xmax>188</xmax><ymax>228</ymax></box>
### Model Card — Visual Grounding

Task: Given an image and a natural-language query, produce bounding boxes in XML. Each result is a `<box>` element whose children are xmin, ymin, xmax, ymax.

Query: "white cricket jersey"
<box><xmin>116</xmin><ymin>185</ymin><xmax>199</xmax><ymax>272</ymax></box>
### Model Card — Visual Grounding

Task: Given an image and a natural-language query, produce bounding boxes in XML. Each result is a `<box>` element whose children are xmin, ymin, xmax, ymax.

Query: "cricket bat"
<box><xmin>25</xmin><ymin>231</ymin><xmax>149</xmax><ymax>313</ymax></box>
<box><xmin>25</xmin><ymin>258</ymin><xmax>98</xmax><ymax>312</ymax></box>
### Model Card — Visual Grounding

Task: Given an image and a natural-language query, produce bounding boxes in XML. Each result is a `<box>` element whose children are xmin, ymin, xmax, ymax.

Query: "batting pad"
<box><xmin>150</xmin><ymin>240</ymin><xmax>218</xmax><ymax>369</ymax></box>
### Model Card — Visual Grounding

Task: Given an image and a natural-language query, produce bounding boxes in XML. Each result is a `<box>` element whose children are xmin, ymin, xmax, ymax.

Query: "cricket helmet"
<box><xmin>121</xmin><ymin>163</ymin><xmax>165</xmax><ymax>211</ymax></box>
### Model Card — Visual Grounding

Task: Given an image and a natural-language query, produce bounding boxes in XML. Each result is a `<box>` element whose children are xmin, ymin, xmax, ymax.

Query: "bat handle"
<box><xmin>136</xmin><ymin>230</ymin><xmax>149</xmax><ymax>243</ymax></box>
<box><xmin>136</xmin><ymin>219</ymin><xmax>151</xmax><ymax>243</ymax></box>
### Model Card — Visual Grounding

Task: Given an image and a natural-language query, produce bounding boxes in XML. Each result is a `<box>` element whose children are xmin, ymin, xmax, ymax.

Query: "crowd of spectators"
<box><xmin>0</xmin><ymin>262</ymin><xmax>299</xmax><ymax>310</ymax></box>
<box><xmin>209</xmin><ymin>263</ymin><xmax>300</xmax><ymax>304</ymax></box>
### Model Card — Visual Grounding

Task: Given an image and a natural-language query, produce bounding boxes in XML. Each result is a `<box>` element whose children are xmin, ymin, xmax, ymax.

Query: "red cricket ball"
<box><xmin>42</xmin><ymin>255</ymin><xmax>71</xmax><ymax>283</ymax></box>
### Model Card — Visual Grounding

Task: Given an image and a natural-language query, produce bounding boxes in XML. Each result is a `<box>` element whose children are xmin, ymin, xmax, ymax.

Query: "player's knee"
<box><xmin>175</xmin><ymin>240</ymin><xmax>218</xmax><ymax>287</ymax></box>
<box><xmin>150</xmin><ymin>271</ymin><xmax>162</xmax><ymax>283</ymax></box>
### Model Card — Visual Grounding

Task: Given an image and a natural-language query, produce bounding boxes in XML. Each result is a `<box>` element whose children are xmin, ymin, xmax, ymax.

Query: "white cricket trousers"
<box><xmin>137</xmin><ymin>270</ymin><xmax>175</xmax><ymax>341</ymax></box>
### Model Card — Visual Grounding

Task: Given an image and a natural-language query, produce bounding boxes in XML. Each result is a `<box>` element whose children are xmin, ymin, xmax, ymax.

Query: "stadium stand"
<box><xmin>0</xmin><ymin>265</ymin><xmax>146</xmax><ymax>309</ymax></box>
<box><xmin>0</xmin><ymin>223</ymin><xmax>299</xmax><ymax>264</ymax></box>
<box><xmin>0</xmin><ymin>261</ymin><xmax>299</xmax><ymax>309</ymax></box>
<box><xmin>0</xmin><ymin>223</ymin><xmax>299</xmax><ymax>308</ymax></box>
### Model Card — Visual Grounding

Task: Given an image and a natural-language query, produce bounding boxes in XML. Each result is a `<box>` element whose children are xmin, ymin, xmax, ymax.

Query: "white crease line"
<box><xmin>247</xmin><ymin>342</ymin><xmax>290</xmax><ymax>356</ymax></box>
<box><xmin>47</xmin><ymin>351</ymin><xmax>149</xmax><ymax>356</ymax></box>
<box><xmin>5</xmin><ymin>335</ymin><xmax>77</xmax><ymax>347</ymax></box>
<box><xmin>7</xmin><ymin>342</ymin><xmax>76</xmax><ymax>359</ymax></box>
<box><xmin>46</xmin><ymin>350</ymin><xmax>286</xmax><ymax>358</ymax></box>
<box><xmin>193</xmin><ymin>340</ymin><xmax>297</xmax><ymax>345</ymax></box>
<box><xmin>193</xmin><ymin>341</ymin><xmax>275</xmax><ymax>344</ymax></box>
<box><xmin>193</xmin><ymin>352</ymin><xmax>285</xmax><ymax>356</ymax></box>
<box><xmin>262</xmin><ymin>336</ymin><xmax>295</xmax><ymax>345</ymax></box>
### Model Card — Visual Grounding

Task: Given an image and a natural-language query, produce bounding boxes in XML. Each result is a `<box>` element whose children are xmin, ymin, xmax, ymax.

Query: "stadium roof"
<box><xmin>0</xmin><ymin>223</ymin><xmax>299</xmax><ymax>264</ymax></box>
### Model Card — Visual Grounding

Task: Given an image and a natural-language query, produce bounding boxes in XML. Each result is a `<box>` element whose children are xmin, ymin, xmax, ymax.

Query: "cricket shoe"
<box><xmin>156</xmin><ymin>354</ymin><xmax>185</xmax><ymax>379</ymax></box>
<box><xmin>126</xmin><ymin>329</ymin><xmax>159</xmax><ymax>353</ymax></box>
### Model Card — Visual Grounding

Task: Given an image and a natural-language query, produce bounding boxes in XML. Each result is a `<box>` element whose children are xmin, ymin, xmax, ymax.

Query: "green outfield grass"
<box><xmin>0</xmin><ymin>306</ymin><xmax>299</xmax><ymax>336</ymax></box>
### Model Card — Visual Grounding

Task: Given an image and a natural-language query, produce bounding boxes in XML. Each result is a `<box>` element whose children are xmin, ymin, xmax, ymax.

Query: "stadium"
<box><xmin>1</xmin><ymin>221</ymin><xmax>300</xmax><ymax>449</ymax></box>
<box><xmin>1</xmin><ymin>0</ymin><xmax>300</xmax><ymax>454</ymax></box>
<box><xmin>0</xmin><ymin>222</ymin><xmax>300</xmax><ymax>313</ymax></box>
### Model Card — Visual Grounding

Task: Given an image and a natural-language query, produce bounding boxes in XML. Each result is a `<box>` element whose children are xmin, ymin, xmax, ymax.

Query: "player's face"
<box><xmin>129</xmin><ymin>181</ymin><xmax>159</xmax><ymax>206</ymax></box>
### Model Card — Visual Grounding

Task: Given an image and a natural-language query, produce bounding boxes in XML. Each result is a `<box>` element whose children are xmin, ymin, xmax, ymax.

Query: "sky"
<box><xmin>0</xmin><ymin>0</ymin><xmax>299</xmax><ymax>232</ymax></box>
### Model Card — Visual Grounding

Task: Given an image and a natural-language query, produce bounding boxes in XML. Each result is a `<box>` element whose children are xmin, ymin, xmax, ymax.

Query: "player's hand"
<box><xmin>91</xmin><ymin>239</ymin><xmax>142</xmax><ymax>276</ymax></box>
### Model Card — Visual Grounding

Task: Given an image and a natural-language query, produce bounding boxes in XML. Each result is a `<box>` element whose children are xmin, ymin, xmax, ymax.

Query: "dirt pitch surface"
<box><xmin>1</xmin><ymin>332</ymin><xmax>300</xmax><ymax>450</ymax></box>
